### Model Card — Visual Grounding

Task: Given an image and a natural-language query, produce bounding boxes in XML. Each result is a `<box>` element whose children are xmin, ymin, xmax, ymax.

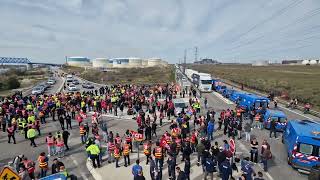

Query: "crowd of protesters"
<box><xmin>0</xmin><ymin>79</ymin><xmax>273</xmax><ymax>180</ymax></box>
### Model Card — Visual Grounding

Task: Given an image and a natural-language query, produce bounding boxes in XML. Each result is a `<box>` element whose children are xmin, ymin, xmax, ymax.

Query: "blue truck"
<box><xmin>222</xmin><ymin>88</ymin><xmax>236</xmax><ymax>98</ymax></box>
<box><xmin>263</xmin><ymin>109</ymin><xmax>287</xmax><ymax>131</ymax></box>
<box><xmin>238</xmin><ymin>93</ymin><xmax>270</xmax><ymax>112</ymax></box>
<box><xmin>229</xmin><ymin>91</ymin><xmax>247</xmax><ymax>103</ymax></box>
<box><xmin>283</xmin><ymin>120</ymin><xmax>320</xmax><ymax>172</ymax></box>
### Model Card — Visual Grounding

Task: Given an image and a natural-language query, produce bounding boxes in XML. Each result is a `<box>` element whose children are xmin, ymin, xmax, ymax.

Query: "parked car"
<box><xmin>68</xmin><ymin>84</ymin><xmax>78</xmax><ymax>91</ymax></box>
<box><xmin>82</xmin><ymin>82</ymin><xmax>94</xmax><ymax>89</ymax></box>
<box><xmin>73</xmin><ymin>79</ymin><xmax>79</xmax><ymax>85</ymax></box>
<box><xmin>32</xmin><ymin>86</ymin><xmax>44</xmax><ymax>95</ymax></box>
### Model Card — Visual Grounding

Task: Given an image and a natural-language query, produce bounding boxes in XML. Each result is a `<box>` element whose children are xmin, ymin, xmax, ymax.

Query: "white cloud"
<box><xmin>0</xmin><ymin>0</ymin><xmax>319</xmax><ymax>63</ymax></box>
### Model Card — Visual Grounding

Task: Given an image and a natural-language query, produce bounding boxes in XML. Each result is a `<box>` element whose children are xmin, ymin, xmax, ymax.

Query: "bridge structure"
<box><xmin>0</xmin><ymin>57</ymin><xmax>62</xmax><ymax>69</ymax></box>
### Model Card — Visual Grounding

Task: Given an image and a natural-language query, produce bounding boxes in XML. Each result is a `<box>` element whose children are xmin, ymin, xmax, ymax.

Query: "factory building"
<box><xmin>66</xmin><ymin>57</ymin><xmax>90</xmax><ymax>67</ymax></box>
<box><xmin>92</xmin><ymin>58</ymin><xmax>110</xmax><ymax>68</ymax></box>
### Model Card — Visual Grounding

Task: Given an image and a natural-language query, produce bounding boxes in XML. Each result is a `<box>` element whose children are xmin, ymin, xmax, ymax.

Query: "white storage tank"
<box><xmin>148</xmin><ymin>58</ymin><xmax>162</xmax><ymax>67</ymax></box>
<box><xmin>92</xmin><ymin>58</ymin><xmax>110</xmax><ymax>68</ymax></box>
<box><xmin>309</xmin><ymin>59</ymin><xmax>317</xmax><ymax>65</ymax></box>
<box><xmin>67</xmin><ymin>56</ymin><xmax>90</xmax><ymax>67</ymax></box>
<box><xmin>142</xmin><ymin>60</ymin><xmax>148</xmax><ymax>67</ymax></box>
<box><xmin>128</xmin><ymin>58</ymin><xmax>143</xmax><ymax>68</ymax></box>
<box><xmin>111</xmin><ymin>58</ymin><xmax>129</xmax><ymax>68</ymax></box>
<box><xmin>302</xmin><ymin>60</ymin><xmax>310</xmax><ymax>65</ymax></box>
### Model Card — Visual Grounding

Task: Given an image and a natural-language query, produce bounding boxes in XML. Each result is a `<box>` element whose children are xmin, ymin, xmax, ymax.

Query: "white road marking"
<box><xmin>212</xmin><ymin>92</ymin><xmax>234</xmax><ymax>105</ymax></box>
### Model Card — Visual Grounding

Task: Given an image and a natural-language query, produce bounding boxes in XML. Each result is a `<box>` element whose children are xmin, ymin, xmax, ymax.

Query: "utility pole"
<box><xmin>195</xmin><ymin>46</ymin><xmax>198</xmax><ymax>63</ymax></box>
<box><xmin>183</xmin><ymin>49</ymin><xmax>187</xmax><ymax>74</ymax></box>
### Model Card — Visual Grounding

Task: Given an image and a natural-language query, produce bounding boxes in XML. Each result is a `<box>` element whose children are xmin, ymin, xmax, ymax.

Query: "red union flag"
<box><xmin>134</xmin><ymin>133</ymin><xmax>143</xmax><ymax>142</ymax></box>
<box><xmin>229</xmin><ymin>139</ymin><xmax>235</xmax><ymax>154</ymax></box>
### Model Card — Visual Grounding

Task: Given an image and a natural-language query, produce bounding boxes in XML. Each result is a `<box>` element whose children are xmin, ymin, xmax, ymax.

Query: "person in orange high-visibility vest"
<box><xmin>143</xmin><ymin>140</ymin><xmax>152</xmax><ymax>165</ymax></box>
<box><xmin>122</xmin><ymin>142</ymin><xmax>131</xmax><ymax>167</ymax></box>
<box><xmin>114</xmin><ymin>145</ymin><xmax>121</xmax><ymax>168</ymax></box>
<box><xmin>236</xmin><ymin>108</ymin><xmax>242</xmax><ymax>120</ymax></box>
<box><xmin>190</xmin><ymin>130</ymin><xmax>198</xmax><ymax>153</ymax></box>
<box><xmin>38</xmin><ymin>152</ymin><xmax>48</xmax><ymax>178</ymax></box>
<box><xmin>153</xmin><ymin>141</ymin><xmax>164</xmax><ymax>170</ymax></box>
<box><xmin>79</xmin><ymin>124</ymin><xmax>87</xmax><ymax>144</ymax></box>
<box><xmin>254</xmin><ymin>113</ymin><xmax>262</xmax><ymax>129</ymax></box>
<box><xmin>125</xmin><ymin>130</ymin><xmax>133</xmax><ymax>152</ymax></box>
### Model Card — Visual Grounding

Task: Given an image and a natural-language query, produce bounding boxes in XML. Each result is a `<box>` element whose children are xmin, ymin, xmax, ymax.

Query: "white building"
<box><xmin>67</xmin><ymin>57</ymin><xmax>90</xmax><ymax>67</ymax></box>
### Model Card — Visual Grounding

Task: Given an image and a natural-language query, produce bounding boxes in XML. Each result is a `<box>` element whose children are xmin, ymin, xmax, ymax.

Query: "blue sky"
<box><xmin>0</xmin><ymin>0</ymin><xmax>320</xmax><ymax>63</ymax></box>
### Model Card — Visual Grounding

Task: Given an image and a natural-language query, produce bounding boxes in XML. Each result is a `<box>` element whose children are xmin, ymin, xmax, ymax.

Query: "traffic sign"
<box><xmin>229</xmin><ymin>139</ymin><xmax>235</xmax><ymax>154</ymax></box>
<box><xmin>0</xmin><ymin>167</ymin><xmax>21</xmax><ymax>180</ymax></box>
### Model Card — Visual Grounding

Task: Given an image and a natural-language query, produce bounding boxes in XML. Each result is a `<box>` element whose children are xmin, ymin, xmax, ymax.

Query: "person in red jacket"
<box><xmin>7</xmin><ymin>124</ymin><xmax>16</xmax><ymax>144</ymax></box>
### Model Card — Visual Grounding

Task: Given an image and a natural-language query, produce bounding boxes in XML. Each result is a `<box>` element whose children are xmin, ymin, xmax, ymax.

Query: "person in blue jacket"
<box><xmin>241</xmin><ymin>157</ymin><xmax>256</xmax><ymax>180</ymax></box>
<box><xmin>207</xmin><ymin>120</ymin><xmax>215</xmax><ymax>141</ymax></box>
<box><xmin>220</xmin><ymin>159</ymin><xmax>232</xmax><ymax>180</ymax></box>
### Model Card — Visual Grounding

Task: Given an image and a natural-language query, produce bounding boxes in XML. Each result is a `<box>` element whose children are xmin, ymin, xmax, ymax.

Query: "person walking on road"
<box><xmin>56</xmin><ymin>135</ymin><xmax>65</xmax><ymax>158</ymax></box>
<box><xmin>132</xmin><ymin>159</ymin><xmax>143</xmax><ymax>179</ymax></box>
<box><xmin>204</xmin><ymin>156</ymin><xmax>216</xmax><ymax>180</ymax></box>
<box><xmin>167</xmin><ymin>154</ymin><xmax>176</xmax><ymax>180</ymax></box>
<box><xmin>27</xmin><ymin>126</ymin><xmax>37</xmax><ymax>147</ymax></box>
<box><xmin>176</xmin><ymin>166</ymin><xmax>187</xmax><ymax>180</ymax></box>
<box><xmin>59</xmin><ymin>116</ymin><xmax>65</xmax><ymax>130</ymax></box>
<box><xmin>244</xmin><ymin>122</ymin><xmax>252</xmax><ymax>142</ymax></box>
<box><xmin>7</xmin><ymin>124</ymin><xmax>16</xmax><ymax>144</ymax></box>
<box><xmin>269</xmin><ymin>119</ymin><xmax>277</xmax><ymax>139</ymax></box>
<box><xmin>65</xmin><ymin>114</ymin><xmax>72</xmax><ymax>130</ymax></box>
<box><xmin>62</xmin><ymin>129</ymin><xmax>70</xmax><ymax>150</ymax></box>
<box><xmin>149</xmin><ymin>156</ymin><xmax>158</xmax><ymax>180</ymax></box>
<box><xmin>204</xmin><ymin>97</ymin><xmax>208</xmax><ymax>109</ymax></box>
<box><xmin>114</xmin><ymin>144</ymin><xmax>121</xmax><ymax>168</ymax></box>
<box><xmin>250</xmin><ymin>138</ymin><xmax>259</xmax><ymax>163</ymax></box>
<box><xmin>38</xmin><ymin>152</ymin><xmax>49</xmax><ymax>178</ymax></box>
<box><xmin>207</xmin><ymin>120</ymin><xmax>214</xmax><ymax>141</ymax></box>
<box><xmin>86</xmin><ymin>141</ymin><xmax>101</xmax><ymax>168</ymax></box>
<box><xmin>46</xmin><ymin>133</ymin><xmax>56</xmax><ymax>156</ymax></box>
<box><xmin>123</xmin><ymin>141</ymin><xmax>131</xmax><ymax>167</ymax></box>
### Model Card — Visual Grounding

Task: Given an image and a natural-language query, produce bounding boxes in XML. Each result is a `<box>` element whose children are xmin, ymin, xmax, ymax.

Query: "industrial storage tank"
<box><xmin>128</xmin><ymin>58</ymin><xmax>143</xmax><ymax>68</ymax></box>
<box><xmin>309</xmin><ymin>59</ymin><xmax>318</xmax><ymax>65</ymax></box>
<box><xmin>67</xmin><ymin>56</ymin><xmax>90</xmax><ymax>67</ymax></box>
<box><xmin>142</xmin><ymin>60</ymin><xmax>148</xmax><ymax>67</ymax></box>
<box><xmin>111</xmin><ymin>58</ymin><xmax>129</xmax><ymax>68</ymax></box>
<box><xmin>147</xmin><ymin>58</ymin><xmax>162</xmax><ymax>67</ymax></box>
<box><xmin>92</xmin><ymin>58</ymin><xmax>110</xmax><ymax>68</ymax></box>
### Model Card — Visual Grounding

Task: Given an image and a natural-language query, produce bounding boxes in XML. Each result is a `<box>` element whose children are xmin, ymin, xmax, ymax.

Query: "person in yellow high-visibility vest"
<box><xmin>27</xmin><ymin>126</ymin><xmax>37</xmax><ymax>147</ymax></box>
<box><xmin>86</xmin><ymin>142</ymin><xmax>101</xmax><ymax>168</ymax></box>
<box><xmin>27</xmin><ymin>114</ymin><xmax>35</xmax><ymax>124</ymax></box>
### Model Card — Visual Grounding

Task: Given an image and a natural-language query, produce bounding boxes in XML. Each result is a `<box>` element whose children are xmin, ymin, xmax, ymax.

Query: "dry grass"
<box><xmin>62</xmin><ymin>65</ymin><xmax>175</xmax><ymax>85</ymax></box>
<box><xmin>187</xmin><ymin>64</ymin><xmax>320</xmax><ymax>111</ymax></box>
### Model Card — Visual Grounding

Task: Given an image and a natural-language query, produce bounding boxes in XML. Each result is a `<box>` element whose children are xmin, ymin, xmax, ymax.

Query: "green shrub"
<box><xmin>7</xmin><ymin>76</ymin><xmax>20</xmax><ymax>89</ymax></box>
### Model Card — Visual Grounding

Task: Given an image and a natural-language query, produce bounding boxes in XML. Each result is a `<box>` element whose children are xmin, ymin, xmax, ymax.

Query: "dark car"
<box><xmin>82</xmin><ymin>82</ymin><xmax>94</xmax><ymax>89</ymax></box>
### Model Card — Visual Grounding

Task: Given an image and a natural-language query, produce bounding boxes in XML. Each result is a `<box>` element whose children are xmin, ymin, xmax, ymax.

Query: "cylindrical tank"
<box><xmin>111</xmin><ymin>58</ymin><xmax>129</xmax><ymax>68</ymax></box>
<box><xmin>310</xmin><ymin>60</ymin><xmax>317</xmax><ymax>65</ymax></box>
<box><xmin>302</xmin><ymin>60</ymin><xmax>310</xmax><ymax>65</ymax></box>
<box><xmin>142</xmin><ymin>60</ymin><xmax>148</xmax><ymax>67</ymax></box>
<box><xmin>92</xmin><ymin>58</ymin><xmax>110</xmax><ymax>68</ymax></box>
<box><xmin>67</xmin><ymin>57</ymin><xmax>90</xmax><ymax>67</ymax></box>
<box><xmin>128</xmin><ymin>58</ymin><xmax>142</xmax><ymax>68</ymax></box>
<box><xmin>147</xmin><ymin>58</ymin><xmax>162</xmax><ymax>67</ymax></box>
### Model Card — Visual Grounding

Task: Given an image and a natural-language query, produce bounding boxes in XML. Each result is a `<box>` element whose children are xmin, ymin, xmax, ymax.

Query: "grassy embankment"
<box><xmin>0</xmin><ymin>68</ymin><xmax>47</xmax><ymax>96</ymax></box>
<box><xmin>188</xmin><ymin>64</ymin><xmax>320</xmax><ymax>111</ymax></box>
<box><xmin>62</xmin><ymin>65</ymin><xmax>176</xmax><ymax>85</ymax></box>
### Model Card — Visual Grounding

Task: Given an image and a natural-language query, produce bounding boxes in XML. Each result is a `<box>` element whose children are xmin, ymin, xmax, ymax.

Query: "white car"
<box><xmin>47</xmin><ymin>79</ymin><xmax>56</xmax><ymax>85</ymax></box>
<box><xmin>68</xmin><ymin>85</ymin><xmax>78</xmax><ymax>91</ymax></box>
<box><xmin>32</xmin><ymin>87</ymin><xmax>44</xmax><ymax>95</ymax></box>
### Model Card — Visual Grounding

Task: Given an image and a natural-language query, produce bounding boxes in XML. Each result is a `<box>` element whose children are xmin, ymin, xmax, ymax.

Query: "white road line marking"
<box><xmin>278</xmin><ymin>105</ymin><xmax>313</xmax><ymax>120</ymax></box>
<box><xmin>212</xmin><ymin>92</ymin><xmax>234</xmax><ymax>105</ymax></box>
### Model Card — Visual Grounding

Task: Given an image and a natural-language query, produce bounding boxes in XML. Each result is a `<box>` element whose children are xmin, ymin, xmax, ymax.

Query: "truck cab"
<box><xmin>263</xmin><ymin>109</ymin><xmax>287</xmax><ymax>131</ymax></box>
<box><xmin>283</xmin><ymin>120</ymin><xmax>320</xmax><ymax>172</ymax></box>
<box><xmin>238</xmin><ymin>93</ymin><xmax>269</xmax><ymax>113</ymax></box>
